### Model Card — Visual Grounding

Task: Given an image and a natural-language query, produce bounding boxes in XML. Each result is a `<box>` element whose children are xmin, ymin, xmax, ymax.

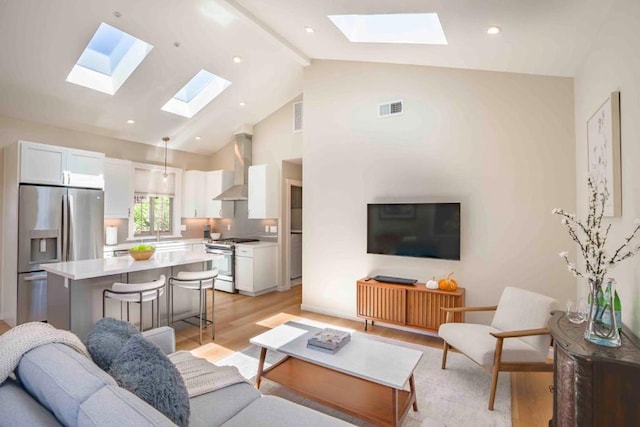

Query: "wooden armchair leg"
<box><xmin>489</xmin><ymin>337</ymin><xmax>505</xmax><ymax>411</ymax></box>
<box><xmin>441</xmin><ymin>341</ymin><xmax>449</xmax><ymax>370</ymax></box>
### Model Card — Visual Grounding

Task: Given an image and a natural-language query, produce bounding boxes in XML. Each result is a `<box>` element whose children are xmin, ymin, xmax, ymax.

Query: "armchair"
<box><xmin>438</xmin><ymin>286</ymin><xmax>557</xmax><ymax>410</ymax></box>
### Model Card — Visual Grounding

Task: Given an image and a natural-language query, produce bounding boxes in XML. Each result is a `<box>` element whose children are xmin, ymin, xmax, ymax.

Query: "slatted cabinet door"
<box><xmin>406</xmin><ymin>289</ymin><xmax>464</xmax><ymax>330</ymax></box>
<box><xmin>357</xmin><ymin>282</ymin><xmax>407</xmax><ymax>326</ymax></box>
<box><xmin>357</xmin><ymin>279</ymin><xmax>465</xmax><ymax>333</ymax></box>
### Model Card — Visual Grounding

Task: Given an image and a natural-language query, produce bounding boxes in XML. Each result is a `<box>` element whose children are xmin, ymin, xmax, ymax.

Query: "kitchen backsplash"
<box><xmin>104</xmin><ymin>201</ymin><xmax>278</xmax><ymax>246</ymax></box>
<box><xmin>210</xmin><ymin>201</ymin><xmax>278</xmax><ymax>241</ymax></box>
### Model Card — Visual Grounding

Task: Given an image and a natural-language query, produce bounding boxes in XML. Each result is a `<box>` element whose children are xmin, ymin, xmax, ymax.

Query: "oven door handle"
<box><xmin>207</xmin><ymin>249</ymin><xmax>232</xmax><ymax>256</ymax></box>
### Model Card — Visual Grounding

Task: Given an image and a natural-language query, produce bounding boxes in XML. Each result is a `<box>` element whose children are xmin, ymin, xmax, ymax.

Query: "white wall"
<box><xmin>302</xmin><ymin>60</ymin><xmax>576</xmax><ymax>321</ymax></box>
<box><xmin>574</xmin><ymin>0</ymin><xmax>640</xmax><ymax>334</ymax></box>
<box><xmin>0</xmin><ymin>115</ymin><xmax>212</xmax><ymax>170</ymax></box>
<box><xmin>252</xmin><ymin>96</ymin><xmax>303</xmax><ymax>166</ymax></box>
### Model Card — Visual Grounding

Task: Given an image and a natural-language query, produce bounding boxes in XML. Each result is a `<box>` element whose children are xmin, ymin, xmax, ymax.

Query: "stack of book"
<box><xmin>307</xmin><ymin>328</ymin><xmax>351</xmax><ymax>354</ymax></box>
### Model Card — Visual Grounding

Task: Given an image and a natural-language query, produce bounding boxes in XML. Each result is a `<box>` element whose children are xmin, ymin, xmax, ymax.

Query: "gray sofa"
<box><xmin>0</xmin><ymin>326</ymin><xmax>353</xmax><ymax>427</ymax></box>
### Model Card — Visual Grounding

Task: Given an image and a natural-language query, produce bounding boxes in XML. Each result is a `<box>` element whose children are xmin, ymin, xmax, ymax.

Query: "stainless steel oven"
<box><xmin>205</xmin><ymin>238</ymin><xmax>258</xmax><ymax>293</ymax></box>
<box><xmin>206</xmin><ymin>247</ymin><xmax>234</xmax><ymax>293</ymax></box>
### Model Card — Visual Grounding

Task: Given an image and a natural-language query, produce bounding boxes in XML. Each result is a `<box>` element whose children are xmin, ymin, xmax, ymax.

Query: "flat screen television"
<box><xmin>367</xmin><ymin>203</ymin><xmax>460</xmax><ymax>260</ymax></box>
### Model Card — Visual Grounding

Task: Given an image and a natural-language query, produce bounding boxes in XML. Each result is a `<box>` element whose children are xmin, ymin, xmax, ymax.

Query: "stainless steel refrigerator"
<box><xmin>17</xmin><ymin>184</ymin><xmax>104</xmax><ymax>324</ymax></box>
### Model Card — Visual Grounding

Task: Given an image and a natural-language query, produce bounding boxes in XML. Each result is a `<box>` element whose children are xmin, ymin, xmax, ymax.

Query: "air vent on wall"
<box><xmin>293</xmin><ymin>101</ymin><xmax>303</xmax><ymax>132</ymax></box>
<box><xmin>378</xmin><ymin>100</ymin><xmax>403</xmax><ymax>118</ymax></box>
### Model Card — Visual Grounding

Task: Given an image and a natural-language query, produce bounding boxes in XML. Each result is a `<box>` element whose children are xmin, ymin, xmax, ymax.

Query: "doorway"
<box><xmin>285</xmin><ymin>177</ymin><xmax>302</xmax><ymax>288</ymax></box>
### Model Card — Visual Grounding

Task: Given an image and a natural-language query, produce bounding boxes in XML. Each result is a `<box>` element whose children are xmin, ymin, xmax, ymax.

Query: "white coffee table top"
<box><xmin>250</xmin><ymin>322</ymin><xmax>423</xmax><ymax>389</ymax></box>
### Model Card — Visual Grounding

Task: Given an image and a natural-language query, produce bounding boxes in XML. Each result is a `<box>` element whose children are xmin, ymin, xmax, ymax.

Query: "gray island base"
<box><xmin>43</xmin><ymin>251</ymin><xmax>219</xmax><ymax>340</ymax></box>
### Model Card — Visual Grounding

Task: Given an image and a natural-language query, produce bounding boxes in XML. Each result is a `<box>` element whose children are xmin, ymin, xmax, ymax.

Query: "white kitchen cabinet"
<box><xmin>248</xmin><ymin>164</ymin><xmax>278</xmax><ymax>219</ymax></box>
<box><xmin>235</xmin><ymin>254</ymin><xmax>253</xmax><ymax>292</ymax></box>
<box><xmin>235</xmin><ymin>244</ymin><xmax>278</xmax><ymax>296</ymax></box>
<box><xmin>66</xmin><ymin>148</ymin><xmax>105</xmax><ymax>188</ymax></box>
<box><xmin>205</xmin><ymin>170</ymin><xmax>234</xmax><ymax>218</ymax></box>
<box><xmin>104</xmin><ymin>158</ymin><xmax>132</xmax><ymax>219</ymax></box>
<box><xmin>19</xmin><ymin>141</ymin><xmax>105</xmax><ymax>188</ymax></box>
<box><xmin>182</xmin><ymin>170</ymin><xmax>206</xmax><ymax>218</ymax></box>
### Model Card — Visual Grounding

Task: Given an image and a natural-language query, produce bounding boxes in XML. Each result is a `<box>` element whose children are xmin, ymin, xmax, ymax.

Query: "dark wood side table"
<box><xmin>548</xmin><ymin>311</ymin><xmax>640</xmax><ymax>426</ymax></box>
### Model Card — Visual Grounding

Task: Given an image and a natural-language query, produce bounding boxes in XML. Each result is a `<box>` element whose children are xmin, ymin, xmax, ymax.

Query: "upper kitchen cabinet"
<box><xmin>248</xmin><ymin>164</ymin><xmax>278</xmax><ymax>219</ymax></box>
<box><xmin>205</xmin><ymin>170</ymin><xmax>234</xmax><ymax>218</ymax></box>
<box><xmin>104</xmin><ymin>158</ymin><xmax>132</xmax><ymax>219</ymax></box>
<box><xmin>19</xmin><ymin>141</ymin><xmax>104</xmax><ymax>188</ymax></box>
<box><xmin>182</xmin><ymin>170</ymin><xmax>206</xmax><ymax>218</ymax></box>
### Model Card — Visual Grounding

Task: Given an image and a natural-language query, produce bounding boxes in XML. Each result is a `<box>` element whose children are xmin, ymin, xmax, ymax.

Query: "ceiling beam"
<box><xmin>221</xmin><ymin>0</ymin><xmax>311</xmax><ymax>67</ymax></box>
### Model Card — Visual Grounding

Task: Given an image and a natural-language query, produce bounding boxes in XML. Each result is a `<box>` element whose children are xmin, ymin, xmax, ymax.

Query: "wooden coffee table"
<box><xmin>250</xmin><ymin>322</ymin><xmax>423</xmax><ymax>427</ymax></box>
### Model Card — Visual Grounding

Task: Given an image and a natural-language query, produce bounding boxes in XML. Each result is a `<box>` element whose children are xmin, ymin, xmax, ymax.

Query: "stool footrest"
<box><xmin>172</xmin><ymin>316</ymin><xmax>213</xmax><ymax>328</ymax></box>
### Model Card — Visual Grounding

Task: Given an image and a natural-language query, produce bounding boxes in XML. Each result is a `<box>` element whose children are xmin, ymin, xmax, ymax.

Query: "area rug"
<box><xmin>216</xmin><ymin>322</ymin><xmax>511</xmax><ymax>427</ymax></box>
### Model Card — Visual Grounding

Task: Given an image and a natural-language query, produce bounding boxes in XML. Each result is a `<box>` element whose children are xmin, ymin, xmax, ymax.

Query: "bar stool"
<box><xmin>103</xmin><ymin>275</ymin><xmax>165</xmax><ymax>332</ymax></box>
<box><xmin>169</xmin><ymin>269</ymin><xmax>218</xmax><ymax>344</ymax></box>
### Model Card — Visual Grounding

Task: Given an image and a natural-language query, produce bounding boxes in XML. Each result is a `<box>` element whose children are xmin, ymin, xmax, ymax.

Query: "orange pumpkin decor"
<box><xmin>438</xmin><ymin>272</ymin><xmax>458</xmax><ymax>291</ymax></box>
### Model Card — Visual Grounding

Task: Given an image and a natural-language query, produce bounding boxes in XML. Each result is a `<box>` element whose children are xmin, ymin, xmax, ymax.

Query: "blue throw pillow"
<box><xmin>109</xmin><ymin>334</ymin><xmax>190</xmax><ymax>427</ymax></box>
<box><xmin>86</xmin><ymin>317</ymin><xmax>140</xmax><ymax>371</ymax></box>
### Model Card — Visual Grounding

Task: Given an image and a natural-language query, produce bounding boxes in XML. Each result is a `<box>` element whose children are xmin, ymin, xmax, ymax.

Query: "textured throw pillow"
<box><xmin>109</xmin><ymin>334</ymin><xmax>190</xmax><ymax>427</ymax></box>
<box><xmin>86</xmin><ymin>317</ymin><xmax>140</xmax><ymax>371</ymax></box>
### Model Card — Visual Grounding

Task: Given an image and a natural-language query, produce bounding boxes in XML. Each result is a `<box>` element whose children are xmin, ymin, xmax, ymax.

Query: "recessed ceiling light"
<box><xmin>195</xmin><ymin>136</ymin><xmax>201</xmax><ymax>140</ymax></box>
<box><xmin>233</xmin><ymin>56</ymin><xmax>242</xmax><ymax>63</ymax></box>
<box><xmin>487</xmin><ymin>26</ymin><xmax>501</xmax><ymax>35</ymax></box>
<box><xmin>305</xmin><ymin>26</ymin><xmax>315</xmax><ymax>33</ymax></box>
<box><xmin>328</xmin><ymin>13</ymin><xmax>447</xmax><ymax>45</ymax></box>
<box><xmin>127</xmin><ymin>119</ymin><xmax>135</xmax><ymax>124</ymax></box>
<box><xmin>239</xmin><ymin>101</ymin><xmax>246</xmax><ymax>106</ymax></box>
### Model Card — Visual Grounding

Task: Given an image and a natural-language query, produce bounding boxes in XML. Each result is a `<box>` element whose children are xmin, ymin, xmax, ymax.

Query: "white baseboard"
<box><xmin>299</xmin><ymin>304</ymin><xmax>440</xmax><ymax>338</ymax></box>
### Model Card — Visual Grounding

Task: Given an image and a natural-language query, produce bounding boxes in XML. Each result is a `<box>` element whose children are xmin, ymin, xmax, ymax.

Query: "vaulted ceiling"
<box><xmin>0</xmin><ymin>0</ymin><xmax>614</xmax><ymax>154</ymax></box>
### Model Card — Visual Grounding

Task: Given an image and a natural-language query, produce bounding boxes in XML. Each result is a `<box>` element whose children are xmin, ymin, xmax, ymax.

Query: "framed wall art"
<box><xmin>587</xmin><ymin>91</ymin><xmax>621</xmax><ymax>217</ymax></box>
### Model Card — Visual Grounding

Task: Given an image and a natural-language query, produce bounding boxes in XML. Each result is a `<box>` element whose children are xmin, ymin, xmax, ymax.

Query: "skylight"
<box><xmin>66</xmin><ymin>23</ymin><xmax>153</xmax><ymax>95</ymax></box>
<box><xmin>328</xmin><ymin>13</ymin><xmax>448</xmax><ymax>45</ymax></box>
<box><xmin>161</xmin><ymin>70</ymin><xmax>231</xmax><ymax>118</ymax></box>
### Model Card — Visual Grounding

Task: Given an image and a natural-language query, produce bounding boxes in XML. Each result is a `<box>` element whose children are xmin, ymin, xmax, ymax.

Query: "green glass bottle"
<box><xmin>614</xmin><ymin>287</ymin><xmax>622</xmax><ymax>333</ymax></box>
<box><xmin>604</xmin><ymin>279</ymin><xmax>622</xmax><ymax>333</ymax></box>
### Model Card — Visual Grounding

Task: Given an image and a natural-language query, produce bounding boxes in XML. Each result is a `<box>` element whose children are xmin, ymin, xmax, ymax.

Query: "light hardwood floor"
<box><xmin>0</xmin><ymin>285</ymin><xmax>552</xmax><ymax>426</ymax></box>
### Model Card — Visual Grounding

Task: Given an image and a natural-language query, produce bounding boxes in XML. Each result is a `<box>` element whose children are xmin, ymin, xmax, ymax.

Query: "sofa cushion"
<box><xmin>0</xmin><ymin>378</ymin><xmax>62</xmax><ymax>426</ymax></box>
<box><xmin>189</xmin><ymin>382</ymin><xmax>261</xmax><ymax>427</ymax></box>
<box><xmin>222</xmin><ymin>396</ymin><xmax>354</xmax><ymax>427</ymax></box>
<box><xmin>16</xmin><ymin>343</ymin><xmax>117</xmax><ymax>426</ymax></box>
<box><xmin>109</xmin><ymin>334</ymin><xmax>190</xmax><ymax>427</ymax></box>
<box><xmin>77</xmin><ymin>385</ymin><xmax>175</xmax><ymax>426</ymax></box>
<box><xmin>87</xmin><ymin>317</ymin><xmax>140</xmax><ymax>371</ymax></box>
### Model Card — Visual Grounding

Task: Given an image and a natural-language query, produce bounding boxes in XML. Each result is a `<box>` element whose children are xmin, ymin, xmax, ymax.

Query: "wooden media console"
<box><xmin>356</xmin><ymin>278</ymin><xmax>465</xmax><ymax>332</ymax></box>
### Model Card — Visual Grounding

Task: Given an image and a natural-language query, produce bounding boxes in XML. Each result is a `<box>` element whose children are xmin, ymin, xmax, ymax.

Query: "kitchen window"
<box><xmin>128</xmin><ymin>163</ymin><xmax>183</xmax><ymax>240</ymax></box>
<box><xmin>133</xmin><ymin>195</ymin><xmax>173</xmax><ymax>236</ymax></box>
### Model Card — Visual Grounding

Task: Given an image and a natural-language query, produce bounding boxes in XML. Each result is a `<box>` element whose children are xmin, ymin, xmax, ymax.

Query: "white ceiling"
<box><xmin>0</xmin><ymin>0</ymin><xmax>615</xmax><ymax>155</ymax></box>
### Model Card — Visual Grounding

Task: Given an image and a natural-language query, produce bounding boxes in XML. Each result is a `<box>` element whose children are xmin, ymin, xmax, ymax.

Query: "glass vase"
<box><xmin>584</xmin><ymin>278</ymin><xmax>621</xmax><ymax>347</ymax></box>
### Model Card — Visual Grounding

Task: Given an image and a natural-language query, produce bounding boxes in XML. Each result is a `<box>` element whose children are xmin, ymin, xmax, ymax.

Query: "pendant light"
<box><xmin>162</xmin><ymin>136</ymin><xmax>170</xmax><ymax>181</ymax></box>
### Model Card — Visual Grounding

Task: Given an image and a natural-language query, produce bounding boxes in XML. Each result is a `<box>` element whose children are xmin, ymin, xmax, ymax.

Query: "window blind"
<box><xmin>134</xmin><ymin>168</ymin><xmax>176</xmax><ymax>196</ymax></box>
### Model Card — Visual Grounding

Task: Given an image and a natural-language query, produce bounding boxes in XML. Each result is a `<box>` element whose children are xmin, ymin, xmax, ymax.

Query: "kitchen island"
<box><xmin>43</xmin><ymin>250</ymin><xmax>218</xmax><ymax>340</ymax></box>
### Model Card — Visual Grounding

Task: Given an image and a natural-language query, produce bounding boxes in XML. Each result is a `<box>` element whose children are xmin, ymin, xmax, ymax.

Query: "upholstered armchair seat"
<box><xmin>438</xmin><ymin>286</ymin><xmax>558</xmax><ymax>410</ymax></box>
<box><xmin>439</xmin><ymin>323</ymin><xmax>548</xmax><ymax>367</ymax></box>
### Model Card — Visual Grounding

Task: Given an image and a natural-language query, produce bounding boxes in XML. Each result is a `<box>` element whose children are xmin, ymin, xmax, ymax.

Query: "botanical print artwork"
<box><xmin>587</xmin><ymin>92</ymin><xmax>621</xmax><ymax>216</ymax></box>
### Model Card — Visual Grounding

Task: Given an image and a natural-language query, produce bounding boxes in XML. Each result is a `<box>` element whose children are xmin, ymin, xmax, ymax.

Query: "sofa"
<box><xmin>0</xmin><ymin>326</ymin><xmax>353</xmax><ymax>426</ymax></box>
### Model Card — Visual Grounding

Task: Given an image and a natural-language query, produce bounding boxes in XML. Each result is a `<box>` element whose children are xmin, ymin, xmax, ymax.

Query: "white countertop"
<box><xmin>235</xmin><ymin>241</ymin><xmax>278</xmax><ymax>248</ymax></box>
<box><xmin>104</xmin><ymin>238</ymin><xmax>206</xmax><ymax>252</ymax></box>
<box><xmin>42</xmin><ymin>250</ymin><xmax>218</xmax><ymax>280</ymax></box>
<box><xmin>105</xmin><ymin>239</ymin><xmax>278</xmax><ymax>252</ymax></box>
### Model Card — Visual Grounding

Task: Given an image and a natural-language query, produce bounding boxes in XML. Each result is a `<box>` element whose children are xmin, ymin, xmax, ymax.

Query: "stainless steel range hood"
<box><xmin>213</xmin><ymin>133</ymin><xmax>252</xmax><ymax>201</ymax></box>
